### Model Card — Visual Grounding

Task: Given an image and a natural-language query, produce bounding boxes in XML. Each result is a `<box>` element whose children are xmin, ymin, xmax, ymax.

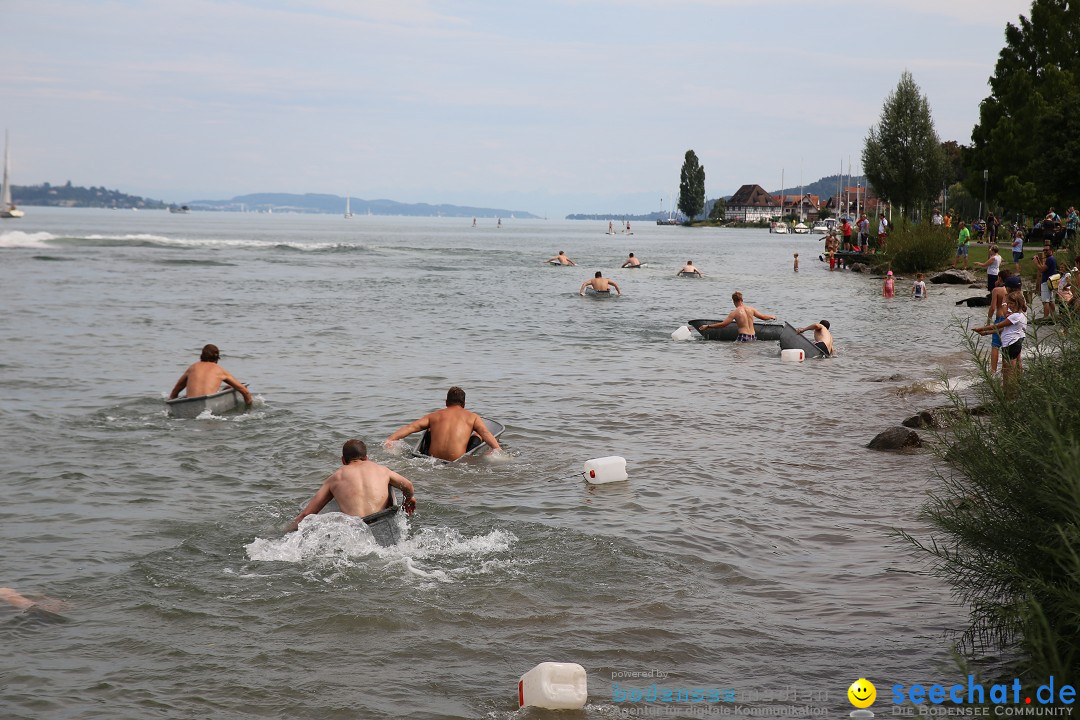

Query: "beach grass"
<box><xmin>902</xmin><ymin>324</ymin><xmax>1080</xmax><ymax>686</ymax></box>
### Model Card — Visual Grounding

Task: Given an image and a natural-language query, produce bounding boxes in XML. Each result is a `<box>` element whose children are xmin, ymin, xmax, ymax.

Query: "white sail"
<box><xmin>344</xmin><ymin>194</ymin><xmax>353</xmax><ymax>218</ymax></box>
<box><xmin>1</xmin><ymin>130</ymin><xmax>24</xmax><ymax>218</ymax></box>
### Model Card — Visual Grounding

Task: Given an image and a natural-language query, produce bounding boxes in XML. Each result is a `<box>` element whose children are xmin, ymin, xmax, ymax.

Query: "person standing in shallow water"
<box><xmin>169</xmin><ymin>344</ymin><xmax>253</xmax><ymax>406</ymax></box>
<box><xmin>882</xmin><ymin>271</ymin><xmax>895</xmax><ymax>298</ymax></box>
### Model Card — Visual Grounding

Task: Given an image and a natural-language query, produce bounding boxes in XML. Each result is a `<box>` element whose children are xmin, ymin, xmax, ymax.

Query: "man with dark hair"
<box><xmin>796</xmin><ymin>320</ymin><xmax>834</xmax><ymax>355</ymax></box>
<box><xmin>579</xmin><ymin>271</ymin><xmax>621</xmax><ymax>296</ymax></box>
<box><xmin>169</xmin><ymin>344</ymin><xmax>253</xmax><ymax>406</ymax></box>
<box><xmin>287</xmin><ymin>439</ymin><xmax>416</xmax><ymax>532</ymax></box>
<box><xmin>696</xmin><ymin>291</ymin><xmax>776</xmax><ymax>342</ymax></box>
<box><xmin>385</xmin><ymin>386</ymin><xmax>502</xmax><ymax>461</ymax></box>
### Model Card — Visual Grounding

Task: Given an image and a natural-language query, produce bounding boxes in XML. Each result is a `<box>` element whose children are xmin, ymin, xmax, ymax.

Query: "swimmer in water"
<box><xmin>287</xmin><ymin>439</ymin><xmax>416</xmax><ymax>532</ymax></box>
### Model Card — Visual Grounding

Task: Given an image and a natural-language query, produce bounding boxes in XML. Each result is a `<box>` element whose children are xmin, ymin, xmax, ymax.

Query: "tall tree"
<box><xmin>967</xmin><ymin>0</ymin><xmax>1080</xmax><ymax>217</ymax></box>
<box><xmin>678</xmin><ymin>150</ymin><xmax>705</xmax><ymax>220</ymax></box>
<box><xmin>862</xmin><ymin>71</ymin><xmax>945</xmax><ymax>219</ymax></box>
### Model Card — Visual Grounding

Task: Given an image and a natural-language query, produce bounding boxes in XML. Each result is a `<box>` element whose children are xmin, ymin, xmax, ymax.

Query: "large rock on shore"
<box><xmin>867</xmin><ymin>426</ymin><xmax>923</xmax><ymax>451</ymax></box>
<box><xmin>930</xmin><ymin>268</ymin><xmax>977</xmax><ymax>284</ymax></box>
<box><xmin>848</xmin><ymin>263</ymin><xmax>870</xmax><ymax>273</ymax></box>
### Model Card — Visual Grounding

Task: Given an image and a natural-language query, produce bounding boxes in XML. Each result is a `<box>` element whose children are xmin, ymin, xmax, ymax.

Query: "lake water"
<box><xmin>0</xmin><ymin>209</ymin><xmax>996</xmax><ymax>719</ymax></box>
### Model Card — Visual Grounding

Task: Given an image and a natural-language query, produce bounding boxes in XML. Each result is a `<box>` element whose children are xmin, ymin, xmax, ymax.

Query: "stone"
<box><xmin>929</xmin><ymin>268</ymin><xmax>977</xmax><ymax>284</ymax></box>
<box><xmin>867</xmin><ymin>426</ymin><xmax>923</xmax><ymax>451</ymax></box>
<box><xmin>848</xmin><ymin>263</ymin><xmax>870</xmax><ymax>273</ymax></box>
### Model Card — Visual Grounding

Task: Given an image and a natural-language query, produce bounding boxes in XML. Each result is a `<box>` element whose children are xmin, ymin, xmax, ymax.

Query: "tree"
<box><xmin>678</xmin><ymin>150</ymin><xmax>705</xmax><ymax>220</ymax></box>
<box><xmin>708</xmin><ymin>197</ymin><xmax>725</xmax><ymax>221</ymax></box>
<box><xmin>966</xmin><ymin>1</ymin><xmax>1080</xmax><ymax>217</ymax></box>
<box><xmin>862</xmin><ymin>71</ymin><xmax>945</xmax><ymax>219</ymax></box>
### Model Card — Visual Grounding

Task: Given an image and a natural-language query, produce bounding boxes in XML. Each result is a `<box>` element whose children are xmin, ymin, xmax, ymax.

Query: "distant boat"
<box><xmin>794</xmin><ymin>222</ymin><xmax>809</xmax><ymax>234</ymax></box>
<box><xmin>770</xmin><ymin>221</ymin><xmax>789</xmax><ymax>234</ymax></box>
<box><xmin>168</xmin><ymin>205</ymin><xmax>190</xmax><ymax>214</ymax></box>
<box><xmin>1</xmin><ymin>131</ymin><xmax>25</xmax><ymax>219</ymax></box>
<box><xmin>810</xmin><ymin>221</ymin><xmax>829</xmax><ymax>234</ymax></box>
<box><xmin>344</xmin><ymin>194</ymin><xmax>353</xmax><ymax>219</ymax></box>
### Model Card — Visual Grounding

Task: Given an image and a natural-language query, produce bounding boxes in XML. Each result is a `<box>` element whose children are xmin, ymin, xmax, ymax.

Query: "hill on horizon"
<box><xmin>189</xmin><ymin>193</ymin><xmax>539</xmax><ymax>218</ymax></box>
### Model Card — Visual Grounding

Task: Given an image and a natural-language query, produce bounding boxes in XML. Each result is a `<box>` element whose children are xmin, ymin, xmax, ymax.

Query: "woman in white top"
<box><xmin>975</xmin><ymin>245</ymin><xmax>1002</xmax><ymax>292</ymax></box>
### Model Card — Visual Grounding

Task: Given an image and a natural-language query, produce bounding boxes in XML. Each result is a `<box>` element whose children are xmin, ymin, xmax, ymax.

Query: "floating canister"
<box><xmin>583</xmin><ymin>456</ymin><xmax>627</xmax><ymax>484</ymax></box>
<box><xmin>518</xmin><ymin>662</ymin><xmax>588</xmax><ymax>709</ymax></box>
<box><xmin>670</xmin><ymin>325</ymin><xmax>693</xmax><ymax>341</ymax></box>
<box><xmin>780</xmin><ymin>348</ymin><xmax>805</xmax><ymax>362</ymax></box>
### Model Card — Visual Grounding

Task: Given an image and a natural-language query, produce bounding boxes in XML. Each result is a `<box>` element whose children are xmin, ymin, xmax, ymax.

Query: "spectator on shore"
<box><xmin>1011</xmin><ymin>227</ymin><xmax>1025</xmax><ymax>272</ymax></box>
<box><xmin>951</xmin><ymin>221</ymin><xmax>971</xmax><ymax>270</ymax></box>
<box><xmin>1035</xmin><ymin>245</ymin><xmax>1059</xmax><ymax>318</ymax></box>
<box><xmin>975</xmin><ymin>245</ymin><xmax>1002</xmax><ymax>292</ymax></box>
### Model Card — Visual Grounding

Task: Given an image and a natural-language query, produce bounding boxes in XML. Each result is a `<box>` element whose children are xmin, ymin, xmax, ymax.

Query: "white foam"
<box><xmin>245</xmin><ymin>513</ymin><xmax>381</xmax><ymax>562</ymax></box>
<box><xmin>0</xmin><ymin>231</ymin><xmax>56</xmax><ymax>249</ymax></box>
<box><xmin>244</xmin><ymin>514</ymin><xmax>518</xmax><ymax>584</ymax></box>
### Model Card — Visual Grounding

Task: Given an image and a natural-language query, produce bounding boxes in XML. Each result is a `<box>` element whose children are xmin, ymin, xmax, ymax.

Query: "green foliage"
<box><xmin>817</xmin><ymin>207</ymin><xmax>833</xmax><ymax>220</ymax></box>
<box><xmin>678</xmin><ymin>150</ymin><xmax>705</xmax><ymax>219</ymax></box>
<box><xmin>904</xmin><ymin>327</ymin><xmax>1080</xmax><ymax>684</ymax></box>
<box><xmin>708</xmin><ymin>196</ymin><xmax>725</xmax><ymax>221</ymax></box>
<box><xmin>967</xmin><ymin>1</ymin><xmax>1080</xmax><ymax>217</ymax></box>
<box><xmin>876</xmin><ymin>217</ymin><xmax>954</xmax><ymax>273</ymax></box>
<box><xmin>863</xmin><ymin>71</ymin><xmax>946</xmax><ymax>219</ymax></box>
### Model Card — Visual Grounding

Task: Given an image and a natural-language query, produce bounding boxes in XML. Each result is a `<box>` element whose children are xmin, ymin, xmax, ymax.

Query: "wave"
<box><xmin>1</xmin><ymin>230</ymin><xmax>372</xmax><ymax>253</ymax></box>
<box><xmin>0</xmin><ymin>231</ymin><xmax>56</xmax><ymax>249</ymax></box>
<box><xmin>244</xmin><ymin>513</ymin><xmax>518</xmax><ymax>583</ymax></box>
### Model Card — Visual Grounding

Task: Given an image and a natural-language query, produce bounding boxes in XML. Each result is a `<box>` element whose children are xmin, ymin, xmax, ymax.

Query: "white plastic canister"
<box><xmin>583</xmin><ymin>456</ymin><xmax>627</xmax><ymax>484</ymax></box>
<box><xmin>518</xmin><ymin>662</ymin><xmax>588</xmax><ymax>709</ymax></box>
<box><xmin>780</xmin><ymin>348</ymin><xmax>805</xmax><ymax>362</ymax></box>
<box><xmin>670</xmin><ymin>325</ymin><xmax>693</xmax><ymax>341</ymax></box>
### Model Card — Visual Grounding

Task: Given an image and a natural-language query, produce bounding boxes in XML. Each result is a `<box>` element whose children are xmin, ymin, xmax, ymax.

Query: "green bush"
<box><xmin>876</xmin><ymin>218</ymin><xmax>955</xmax><ymax>273</ymax></box>
<box><xmin>903</xmin><ymin>327</ymin><xmax>1080</xmax><ymax>684</ymax></box>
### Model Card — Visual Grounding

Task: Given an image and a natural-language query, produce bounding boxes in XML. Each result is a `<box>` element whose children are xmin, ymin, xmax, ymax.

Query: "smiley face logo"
<box><xmin>847</xmin><ymin>678</ymin><xmax>876</xmax><ymax>708</ymax></box>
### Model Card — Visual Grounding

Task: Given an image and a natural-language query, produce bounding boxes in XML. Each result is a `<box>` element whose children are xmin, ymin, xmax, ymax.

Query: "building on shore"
<box><xmin>726</xmin><ymin>184</ymin><xmax>781</xmax><ymax>222</ymax></box>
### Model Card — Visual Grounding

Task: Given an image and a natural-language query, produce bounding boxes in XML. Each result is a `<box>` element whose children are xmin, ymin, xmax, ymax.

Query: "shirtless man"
<box><xmin>677</xmin><ymin>260</ymin><xmax>703</xmax><ymax>277</ymax></box>
<box><xmin>697</xmin><ymin>291</ymin><xmax>776</xmax><ymax>341</ymax></box>
<box><xmin>621</xmin><ymin>253</ymin><xmax>642</xmax><ymax>268</ymax></box>
<box><xmin>385</xmin><ymin>386</ymin><xmax>502</xmax><ymax>462</ymax></box>
<box><xmin>169</xmin><ymin>344</ymin><xmax>253</xmax><ymax>405</ymax></box>
<box><xmin>580</xmin><ymin>271</ymin><xmax>621</xmax><ymax>296</ymax></box>
<box><xmin>546</xmin><ymin>251</ymin><xmax>577</xmax><ymax>266</ymax></box>
<box><xmin>286</xmin><ymin>439</ymin><xmax>416</xmax><ymax>532</ymax></box>
<box><xmin>796</xmin><ymin>320</ymin><xmax>834</xmax><ymax>355</ymax></box>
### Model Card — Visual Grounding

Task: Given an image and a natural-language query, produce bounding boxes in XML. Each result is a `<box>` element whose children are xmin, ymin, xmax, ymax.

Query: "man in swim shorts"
<box><xmin>546</xmin><ymin>251</ymin><xmax>577</xmax><ymax>266</ymax></box>
<box><xmin>385</xmin><ymin>386</ymin><xmax>503</xmax><ymax>461</ymax></box>
<box><xmin>169</xmin><ymin>344</ymin><xmax>253</xmax><ymax>406</ymax></box>
<box><xmin>287</xmin><ymin>439</ymin><xmax>416</xmax><ymax>532</ymax></box>
<box><xmin>696</xmin><ymin>291</ymin><xmax>776</xmax><ymax>341</ymax></box>
<box><xmin>796</xmin><ymin>320</ymin><xmax>834</xmax><ymax>355</ymax></box>
<box><xmin>621</xmin><ymin>253</ymin><xmax>642</xmax><ymax>268</ymax></box>
<box><xmin>580</xmin><ymin>271</ymin><xmax>621</xmax><ymax>296</ymax></box>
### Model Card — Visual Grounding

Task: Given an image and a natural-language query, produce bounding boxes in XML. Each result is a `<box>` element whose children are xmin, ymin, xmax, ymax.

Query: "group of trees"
<box><xmin>674</xmin><ymin>1</ymin><xmax>1068</xmax><ymax>224</ymax></box>
<box><xmin>865</xmin><ymin>0</ymin><xmax>1078</xmax><ymax>221</ymax></box>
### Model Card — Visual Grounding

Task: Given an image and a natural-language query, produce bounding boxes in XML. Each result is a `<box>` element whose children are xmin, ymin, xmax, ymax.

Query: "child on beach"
<box><xmin>912</xmin><ymin>273</ymin><xmax>927</xmax><ymax>298</ymax></box>
<box><xmin>883</xmin><ymin>270</ymin><xmax>895</xmax><ymax>298</ymax></box>
<box><xmin>793</xmin><ymin>253</ymin><xmax>799</xmax><ymax>272</ymax></box>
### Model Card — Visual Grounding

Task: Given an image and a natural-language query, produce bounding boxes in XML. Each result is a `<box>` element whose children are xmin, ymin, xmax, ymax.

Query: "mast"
<box><xmin>2</xmin><ymin>130</ymin><xmax>11</xmax><ymax>209</ymax></box>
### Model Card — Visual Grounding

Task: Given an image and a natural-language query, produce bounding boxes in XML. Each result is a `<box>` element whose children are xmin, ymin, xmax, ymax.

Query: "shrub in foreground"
<box><xmin>903</xmin><ymin>328</ymin><xmax>1080</xmax><ymax>685</ymax></box>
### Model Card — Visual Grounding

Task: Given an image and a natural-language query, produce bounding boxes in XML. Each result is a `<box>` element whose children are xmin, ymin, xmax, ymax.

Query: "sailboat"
<box><xmin>344</xmin><ymin>194</ymin><xmax>353</xmax><ymax>219</ymax></box>
<box><xmin>1</xmin><ymin>131</ymin><xmax>25</xmax><ymax>219</ymax></box>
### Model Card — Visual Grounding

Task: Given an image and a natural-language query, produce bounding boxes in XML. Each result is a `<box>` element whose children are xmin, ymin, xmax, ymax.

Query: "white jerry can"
<box><xmin>518</xmin><ymin>662</ymin><xmax>588</xmax><ymax>709</ymax></box>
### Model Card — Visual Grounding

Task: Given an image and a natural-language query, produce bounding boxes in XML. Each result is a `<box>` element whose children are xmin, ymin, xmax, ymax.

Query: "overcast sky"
<box><xmin>2</xmin><ymin>0</ymin><xmax>1027</xmax><ymax>216</ymax></box>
